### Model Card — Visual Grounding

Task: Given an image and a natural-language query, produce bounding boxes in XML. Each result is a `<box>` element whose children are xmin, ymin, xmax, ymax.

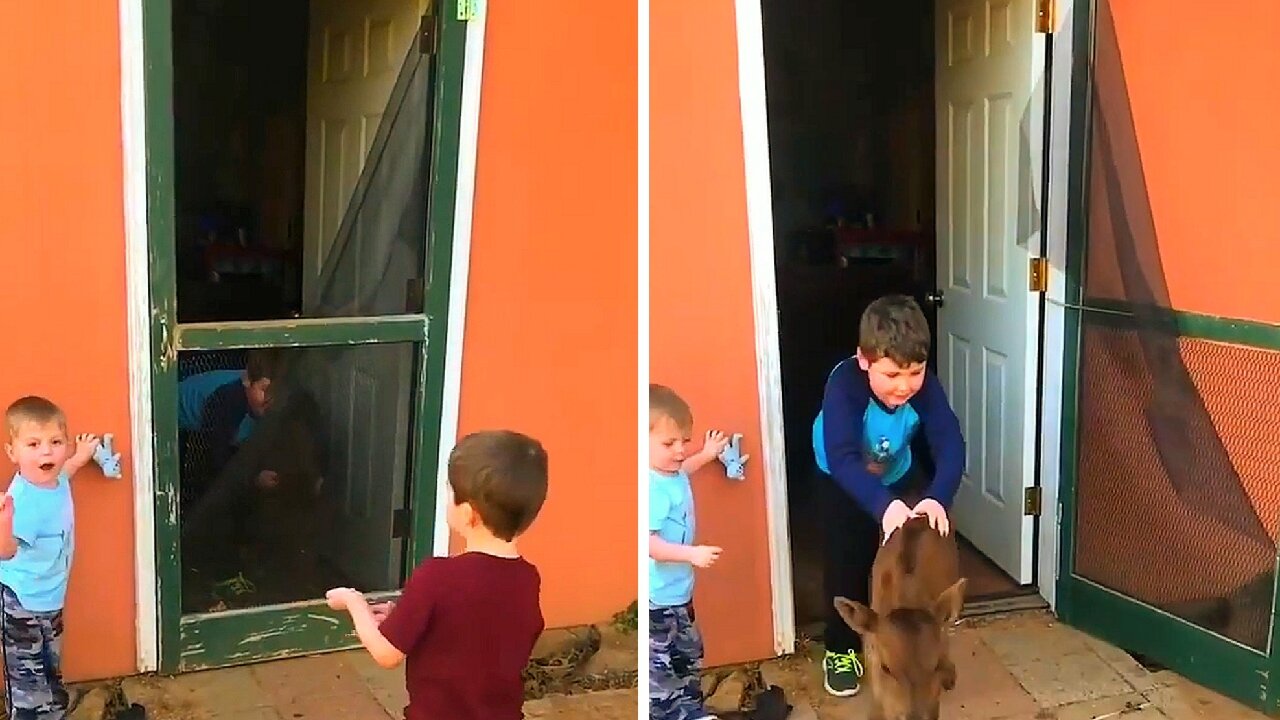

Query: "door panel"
<box><xmin>934</xmin><ymin>0</ymin><xmax>1043</xmax><ymax>583</ymax></box>
<box><xmin>304</xmin><ymin>0</ymin><xmax>426</xmax><ymax>303</ymax></box>
<box><xmin>309</xmin><ymin>343</ymin><xmax>415</xmax><ymax>591</ymax></box>
<box><xmin>298</xmin><ymin>0</ymin><xmax>437</xmax><ymax>592</ymax></box>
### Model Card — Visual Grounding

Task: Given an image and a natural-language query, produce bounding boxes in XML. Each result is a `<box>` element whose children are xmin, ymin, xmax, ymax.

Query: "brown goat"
<box><xmin>835</xmin><ymin>515</ymin><xmax>967</xmax><ymax>720</ymax></box>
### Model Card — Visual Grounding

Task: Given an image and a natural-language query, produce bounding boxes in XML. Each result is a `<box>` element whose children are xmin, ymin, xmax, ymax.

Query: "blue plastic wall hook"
<box><xmin>718</xmin><ymin>433</ymin><xmax>749</xmax><ymax>480</ymax></box>
<box><xmin>93</xmin><ymin>433</ymin><xmax>123</xmax><ymax>479</ymax></box>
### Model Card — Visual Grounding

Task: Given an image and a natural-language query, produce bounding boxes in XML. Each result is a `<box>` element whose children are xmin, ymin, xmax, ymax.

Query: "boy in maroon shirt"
<box><xmin>326</xmin><ymin>430</ymin><xmax>549</xmax><ymax>720</ymax></box>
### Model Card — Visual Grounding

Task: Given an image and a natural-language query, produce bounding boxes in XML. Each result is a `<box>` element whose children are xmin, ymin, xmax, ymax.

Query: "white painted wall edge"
<box><xmin>1038</xmin><ymin>0</ymin><xmax>1078</xmax><ymax>609</ymax></box>
<box><xmin>734</xmin><ymin>0</ymin><xmax>796</xmax><ymax>657</ymax></box>
<box><xmin>637</xmin><ymin>0</ymin><xmax>651</xmax><ymax>687</ymax></box>
<box><xmin>120</xmin><ymin>0</ymin><xmax>158</xmax><ymax>673</ymax></box>
<box><xmin>1016</xmin><ymin>25</ymin><xmax>1052</xmax><ymax>587</ymax></box>
<box><xmin>432</xmin><ymin>5</ymin><xmax>488</xmax><ymax>556</ymax></box>
<box><xmin>637</xmin><ymin>0</ymin><xmax>652</xmax><ymax>689</ymax></box>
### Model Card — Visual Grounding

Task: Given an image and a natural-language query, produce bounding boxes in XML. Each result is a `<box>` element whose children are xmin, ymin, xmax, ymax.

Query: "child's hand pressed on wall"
<box><xmin>688</xmin><ymin>545</ymin><xmax>723</xmax><ymax>568</ymax></box>
<box><xmin>702</xmin><ymin>430</ymin><xmax>731</xmax><ymax>460</ymax></box>
<box><xmin>74</xmin><ymin>434</ymin><xmax>101</xmax><ymax>463</ymax></box>
<box><xmin>912</xmin><ymin>498</ymin><xmax>950</xmax><ymax>536</ymax></box>
<box><xmin>370</xmin><ymin>601</ymin><xmax>396</xmax><ymax>623</ymax></box>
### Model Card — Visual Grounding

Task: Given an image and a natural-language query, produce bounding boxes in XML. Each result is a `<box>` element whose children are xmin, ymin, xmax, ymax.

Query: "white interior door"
<box><xmin>303</xmin><ymin>0</ymin><xmax>425</xmax><ymax>305</ymax></box>
<box><xmin>934</xmin><ymin>0</ymin><xmax>1044</xmax><ymax>584</ymax></box>
<box><xmin>302</xmin><ymin>0</ymin><xmax>424</xmax><ymax>590</ymax></box>
<box><xmin>317</xmin><ymin>346</ymin><xmax>414</xmax><ymax>591</ymax></box>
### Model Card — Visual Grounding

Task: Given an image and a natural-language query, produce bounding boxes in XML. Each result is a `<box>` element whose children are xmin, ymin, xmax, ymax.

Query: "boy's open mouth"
<box><xmin>39</xmin><ymin>462</ymin><xmax>55</xmax><ymax>472</ymax></box>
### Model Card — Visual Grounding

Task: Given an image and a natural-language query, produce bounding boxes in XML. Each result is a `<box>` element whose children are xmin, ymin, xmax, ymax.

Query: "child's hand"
<box><xmin>912</xmin><ymin>498</ymin><xmax>950</xmax><ymax>536</ymax></box>
<box><xmin>689</xmin><ymin>545</ymin><xmax>722</xmax><ymax>568</ymax></box>
<box><xmin>74</xmin><ymin>434</ymin><xmax>101</xmax><ymax>462</ymax></box>
<box><xmin>325</xmin><ymin>587</ymin><xmax>361</xmax><ymax>611</ymax></box>
<box><xmin>370</xmin><ymin>601</ymin><xmax>396</xmax><ymax>623</ymax></box>
<box><xmin>702</xmin><ymin>430</ymin><xmax>731</xmax><ymax>459</ymax></box>
<box><xmin>0</xmin><ymin>494</ymin><xmax>12</xmax><ymax>526</ymax></box>
<box><xmin>881</xmin><ymin>500</ymin><xmax>914</xmax><ymax>544</ymax></box>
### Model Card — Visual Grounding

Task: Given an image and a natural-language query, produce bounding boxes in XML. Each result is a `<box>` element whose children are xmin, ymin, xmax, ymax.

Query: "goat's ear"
<box><xmin>933</xmin><ymin>578</ymin><xmax>967</xmax><ymax>625</ymax></box>
<box><xmin>835</xmin><ymin>596</ymin><xmax>877</xmax><ymax>635</ymax></box>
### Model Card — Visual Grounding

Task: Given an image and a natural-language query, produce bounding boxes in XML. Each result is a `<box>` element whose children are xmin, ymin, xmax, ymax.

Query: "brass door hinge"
<box><xmin>1029</xmin><ymin>256</ymin><xmax>1048</xmax><ymax>293</ymax></box>
<box><xmin>1036</xmin><ymin>0</ymin><xmax>1055</xmax><ymax>33</ymax></box>
<box><xmin>457</xmin><ymin>0</ymin><xmax>479</xmax><ymax>21</ymax></box>
<box><xmin>1024</xmin><ymin>486</ymin><xmax>1042</xmax><ymax>516</ymax></box>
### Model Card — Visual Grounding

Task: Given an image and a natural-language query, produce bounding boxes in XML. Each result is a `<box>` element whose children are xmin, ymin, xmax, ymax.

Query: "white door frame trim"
<box><xmin>119</xmin><ymin>1</ymin><xmax>486</xmax><ymax>670</ymax></box>
<box><xmin>734</xmin><ymin>0</ymin><xmax>796</xmax><ymax>657</ymax></box>
<box><xmin>431</xmin><ymin>3</ymin><xmax>488</xmax><ymax>557</ymax></box>
<box><xmin>733</xmin><ymin>0</ymin><xmax>1081</xmax><ymax>645</ymax></box>
<box><xmin>119</xmin><ymin>0</ymin><xmax>157</xmax><ymax>674</ymax></box>
<box><xmin>1037</xmin><ymin>0</ymin><xmax>1078</xmax><ymax>609</ymax></box>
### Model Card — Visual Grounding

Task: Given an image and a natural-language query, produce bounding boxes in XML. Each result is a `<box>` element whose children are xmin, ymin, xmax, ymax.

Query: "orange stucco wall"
<box><xmin>0</xmin><ymin>2</ymin><xmax>138</xmax><ymax>681</ymax></box>
<box><xmin>651</xmin><ymin>0</ymin><xmax>776</xmax><ymax>665</ymax></box>
<box><xmin>454</xmin><ymin>0</ymin><xmax>639</xmax><ymax>628</ymax></box>
<box><xmin>1084</xmin><ymin>0</ymin><xmax>1280</xmax><ymax>324</ymax></box>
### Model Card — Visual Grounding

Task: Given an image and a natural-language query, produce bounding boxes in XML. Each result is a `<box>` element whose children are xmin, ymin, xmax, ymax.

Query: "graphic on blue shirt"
<box><xmin>648</xmin><ymin>468</ymin><xmax>695</xmax><ymax>608</ymax></box>
<box><xmin>812</xmin><ymin>358</ymin><xmax>921</xmax><ymax>486</ymax></box>
<box><xmin>0</xmin><ymin>473</ymin><xmax>75</xmax><ymax>612</ymax></box>
<box><xmin>862</xmin><ymin>400</ymin><xmax>920</xmax><ymax>486</ymax></box>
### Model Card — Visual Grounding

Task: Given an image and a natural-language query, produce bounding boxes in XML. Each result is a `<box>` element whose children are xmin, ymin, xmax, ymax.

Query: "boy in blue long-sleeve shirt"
<box><xmin>811</xmin><ymin>294</ymin><xmax>965</xmax><ymax>697</ymax></box>
<box><xmin>177</xmin><ymin>348</ymin><xmax>282</xmax><ymax>514</ymax></box>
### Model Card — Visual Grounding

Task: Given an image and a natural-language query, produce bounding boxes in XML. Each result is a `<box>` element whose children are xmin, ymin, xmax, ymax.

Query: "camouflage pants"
<box><xmin>649</xmin><ymin>604</ymin><xmax>708</xmax><ymax>720</ymax></box>
<box><xmin>1</xmin><ymin>586</ymin><xmax>67</xmax><ymax>720</ymax></box>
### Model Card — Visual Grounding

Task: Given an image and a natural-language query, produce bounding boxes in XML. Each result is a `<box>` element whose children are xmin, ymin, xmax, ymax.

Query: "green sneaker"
<box><xmin>823</xmin><ymin>649</ymin><xmax>864</xmax><ymax>697</ymax></box>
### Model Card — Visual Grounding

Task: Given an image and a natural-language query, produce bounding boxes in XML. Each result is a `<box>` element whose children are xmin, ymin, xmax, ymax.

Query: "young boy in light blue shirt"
<box><xmin>0</xmin><ymin>396</ymin><xmax>105</xmax><ymax>720</ymax></box>
<box><xmin>648</xmin><ymin>384</ymin><xmax>743</xmax><ymax>720</ymax></box>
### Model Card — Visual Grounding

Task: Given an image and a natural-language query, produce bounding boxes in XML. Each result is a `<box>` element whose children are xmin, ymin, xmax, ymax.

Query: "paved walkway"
<box><xmin>116</xmin><ymin>650</ymin><xmax>636</xmax><ymax>720</ymax></box>
<box><xmin>76</xmin><ymin>610</ymin><xmax>1268</xmax><ymax>719</ymax></box>
<box><xmin>731</xmin><ymin>611</ymin><xmax>1269</xmax><ymax>720</ymax></box>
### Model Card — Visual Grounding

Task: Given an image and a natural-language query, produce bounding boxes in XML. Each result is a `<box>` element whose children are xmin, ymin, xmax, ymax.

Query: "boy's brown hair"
<box><xmin>5</xmin><ymin>396</ymin><xmax>66</xmax><ymax>438</ymax></box>
<box><xmin>859</xmin><ymin>294</ymin><xmax>932</xmax><ymax>366</ymax></box>
<box><xmin>649</xmin><ymin>384</ymin><xmax>693</xmax><ymax>433</ymax></box>
<box><xmin>246</xmin><ymin>347</ymin><xmax>285</xmax><ymax>383</ymax></box>
<box><xmin>448</xmin><ymin>430</ymin><xmax>549</xmax><ymax>542</ymax></box>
